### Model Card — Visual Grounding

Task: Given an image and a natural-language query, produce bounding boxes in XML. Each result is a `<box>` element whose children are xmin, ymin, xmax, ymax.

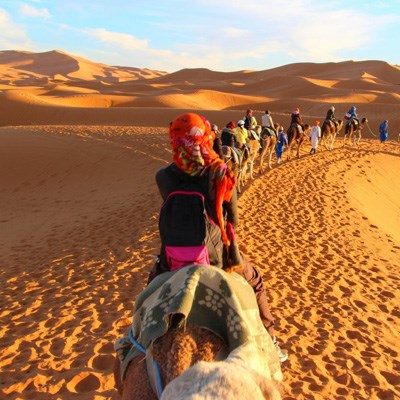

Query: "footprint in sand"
<box><xmin>89</xmin><ymin>354</ymin><xmax>115</xmax><ymax>371</ymax></box>
<box><xmin>66</xmin><ymin>372</ymin><xmax>100</xmax><ymax>393</ymax></box>
<box><xmin>381</xmin><ymin>371</ymin><xmax>400</xmax><ymax>386</ymax></box>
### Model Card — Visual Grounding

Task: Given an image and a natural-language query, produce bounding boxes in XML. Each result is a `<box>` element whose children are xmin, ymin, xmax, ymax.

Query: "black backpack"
<box><xmin>158</xmin><ymin>183</ymin><xmax>224</xmax><ymax>271</ymax></box>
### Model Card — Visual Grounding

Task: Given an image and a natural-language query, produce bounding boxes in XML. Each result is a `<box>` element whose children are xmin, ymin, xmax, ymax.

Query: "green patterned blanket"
<box><xmin>115</xmin><ymin>264</ymin><xmax>272</xmax><ymax>381</ymax></box>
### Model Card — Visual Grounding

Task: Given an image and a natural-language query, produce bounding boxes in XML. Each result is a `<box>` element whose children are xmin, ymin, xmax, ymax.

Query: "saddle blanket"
<box><xmin>115</xmin><ymin>264</ymin><xmax>275</xmax><ymax>380</ymax></box>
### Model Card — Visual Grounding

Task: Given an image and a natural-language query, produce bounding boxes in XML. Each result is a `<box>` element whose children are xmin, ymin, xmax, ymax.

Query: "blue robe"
<box><xmin>379</xmin><ymin>121</ymin><xmax>389</xmax><ymax>142</ymax></box>
<box><xmin>275</xmin><ymin>132</ymin><xmax>288</xmax><ymax>158</ymax></box>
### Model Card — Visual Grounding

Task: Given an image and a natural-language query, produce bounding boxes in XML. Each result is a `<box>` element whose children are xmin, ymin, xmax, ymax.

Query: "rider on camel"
<box><xmin>235</xmin><ymin>120</ymin><xmax>251</xmax><ymax>159</ymax></box>
<box><xmin>325</xmin><ymin>106</ymin><xmax>339</xmax><ymax>130</ymax></box>
<box><xmin>345</xmin><ymin>105</ymin><xmax>360</xmax><ymax>127</ymax></box>
<box><xmin>151</xmin><ymin>113</ymin><xmax>288</xmax><ymax>362</ymax></box>
<box><xmin>289</xmin><ymin>107</ymin><xmax>303</xmax><ymax>134</ymax></box>
<box><xmin>221</xmin><ymin>122</ymin><xmax>242</xmax><ymax>163</ymax></box>
<box><xmin>261</xmin><ymin>110</ymin><xmax>276</xmax><ymax>137</ymax></box>
<box><xmin>244</xmin><ymin>109</ymin><xmax>258</xmax><ymax>131</ymax></box>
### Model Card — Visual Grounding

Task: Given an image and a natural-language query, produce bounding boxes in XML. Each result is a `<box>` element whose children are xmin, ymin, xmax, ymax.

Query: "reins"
<box><xmin>364</xmin><ymin>121</ymin><xmax>377</xmax><ymax>137</ymax></box>
<box><xmin>128</xmin><ymin>328</ymin><xmax>164</xmax><ymax>398</ymax></box>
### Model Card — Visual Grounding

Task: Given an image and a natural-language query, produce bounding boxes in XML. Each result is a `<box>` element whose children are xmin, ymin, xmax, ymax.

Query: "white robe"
<box><xmin>309</xmin><ymin>126</ymin><xmax>321</xmax><ymax>148</ymax></box>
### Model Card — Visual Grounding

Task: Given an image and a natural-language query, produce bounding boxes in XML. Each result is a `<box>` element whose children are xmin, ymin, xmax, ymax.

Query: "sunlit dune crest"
<box><xmin>0</xmin><ymin>50</ymin><xmax>399</xmax><ymax>133</ymax></box>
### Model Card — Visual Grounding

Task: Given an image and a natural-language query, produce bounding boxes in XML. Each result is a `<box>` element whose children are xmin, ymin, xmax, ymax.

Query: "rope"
<box><xmin>128</xmin><ymin>328</ymin><xmax>163</xmax><ymax>397</ymax></box>
<box><xmin>365</xmin><ymin>121</ymin><xmax>377</xmax><ymax>137</ymax></box>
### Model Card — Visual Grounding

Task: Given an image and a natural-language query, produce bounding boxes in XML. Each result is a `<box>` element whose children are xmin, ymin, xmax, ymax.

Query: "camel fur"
<box><xmin>114</xmin><ymin>265</ymin><xmax>283</xmax><ymax>400</ymax></box>
<box><xmin>247</xmin><ymin>125</ymin><xmax>261</xmax><ymax>179</ymax></box>
<box><xmin>221</xmin><ymin>145</ymin><xmax>242</xmax><ymax>192</ymax></box>
<box><xmin>286</xmin><ymin>124</ymin><xmax>311</xmax><ymax>159</ymax></box>
<box><xmin>321</xmin><ymin>119</ymin><xmax>343</xmax><ymax>151</ymax></box>
<box><xmin>259</xmin><ymin>123</ymin><xmax>279</xmax><ymax>174</ymax></box>
<box><xmin>115</xmin><ymin>325</ymin><xmax>226</xmax><ymax>400</ymax></box>
<box><xmin>161</xmin><ymin>338</ymin><xmax>282</xmax><ymax>400</ymax></box>
<box><xmin>343</xmin><ymin>117</ymin><xmax>367</xmax><ymax>147</ymax></box>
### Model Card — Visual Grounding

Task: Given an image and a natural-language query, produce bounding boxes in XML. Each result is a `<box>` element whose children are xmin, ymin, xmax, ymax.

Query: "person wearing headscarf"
<box><xmin>275</xmin><ymin>126</ymin><xmax>288</xmax><ymax>164</ymax></box>
<box><xmin>345</xmin><ymin>105</ymin><xmax>360</xmax><ymax>126</ymax></box>
<box><xmin>379</xmin><ymin>120</ymin><xmax>389</xmax><ymax>143</ymax></box>
<box><xmin>325</xmin><ymin>106</ymin><xmax>339</xmax><ymax>130</ymax></box>
<box><xmin>290</xmin><ymin>107</ymin><xmax>303</xmax><ymax>134</ymax></box>
<box><xmin>221</xmin><ymin>121</ymin><xmax>242</xmax><ymax>164</ymax></box>
<box><xmin>309</xmin><ymin>120</ymin><xmax>321</xmax><ymax>154</ymax></box>
<box><xmin>150</xmin><ymin>113</ymin><xmax>288</xmax><ymax>362</ymax></box>
<box><xmin>235</xmin><ymin>119</ymin><xmax>251</xmax><ymax>160</ymax></box>
<box><xmin>221</xmin><ymin>121</ymin><xmax>236</xmax><ymax>148</ymax></box>
<box><xmin>235</xmin><ymin>119</ymin><xmax>249</xmax><ymax>147</ymax></box>
<box><xmin>211</xmin><ymin>123</ymin><xmax>223</xmax><ymax>158</ymax></box>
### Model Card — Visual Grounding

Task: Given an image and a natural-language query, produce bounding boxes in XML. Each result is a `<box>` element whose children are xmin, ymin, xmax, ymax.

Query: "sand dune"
<box><xmin>0</xmin><ymin>50</ymin><xmax>399</xmax><ymax>399</ymax></box>
<box><xmin>1</xmin><ymin>50</ymin><xmax>399</xmax><ymax>134</ymax></box>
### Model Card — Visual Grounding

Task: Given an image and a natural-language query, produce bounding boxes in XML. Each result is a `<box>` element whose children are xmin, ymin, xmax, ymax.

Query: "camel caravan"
<box><xmin>214</xmin><ymin>106</ymin><xmax>368</xmax><ymax>188</ymax></box>
<box><xmin>216</xmin><ymin>106</ymin><xmax>367</xmax><ymax>190</ymax></box>
<box><xmin>113</xmin><ymin>107</ymin><xmax>367</xmax><ymax>399</ymax></box>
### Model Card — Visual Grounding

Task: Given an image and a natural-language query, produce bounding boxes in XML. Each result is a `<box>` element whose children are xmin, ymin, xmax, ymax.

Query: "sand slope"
<box><xmin>0</xmin><ymin>124</ymin><xmax>399</xmax><ymax>400</ymax></box>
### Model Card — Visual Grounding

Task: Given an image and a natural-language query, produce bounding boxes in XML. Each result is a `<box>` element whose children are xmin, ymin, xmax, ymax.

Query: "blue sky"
<box><xmin>0</xmin><ymin>0</ymin><xmax>399</xmax><ymax>72</ymax></box>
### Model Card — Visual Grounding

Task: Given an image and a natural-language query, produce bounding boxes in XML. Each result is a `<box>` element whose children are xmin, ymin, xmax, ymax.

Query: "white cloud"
<box><xmin>20</xmin><ymin>4</ymin><xmax>51</xmax><ymax>19</ymax></box>
<box><xmin>85</xmin><ymin>28</ymin><xmax>149</xmax><ymax>51</ymax></box>
<box><xmin>0</xmin><ymin>8</ymin><xmax>35</xmax><ymax>49</ymax></box>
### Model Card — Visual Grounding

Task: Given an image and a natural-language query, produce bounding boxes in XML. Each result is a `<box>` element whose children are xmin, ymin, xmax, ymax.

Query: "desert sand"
<box><xmin>0</xmin><ymin>50</ymin><xmax>399</xmax><ymax>400</ymax></box>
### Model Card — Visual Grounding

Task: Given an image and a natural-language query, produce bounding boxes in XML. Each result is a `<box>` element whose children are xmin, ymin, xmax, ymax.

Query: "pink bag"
<box><xmin>165</xmin><ymin>245</ymin><xmax>210</xmax><ymax>271</ymax></box>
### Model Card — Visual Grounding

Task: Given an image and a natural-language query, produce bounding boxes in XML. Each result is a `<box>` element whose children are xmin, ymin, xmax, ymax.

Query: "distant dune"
<box><xmin>0</xmin><ymin>50</ymin><xmax>399</xmax><ymax>400</ymax></box>
<box><xmin>0</xmin><ymin>50</ymin><xmax>399</xmax><ymax>134</ymax></box>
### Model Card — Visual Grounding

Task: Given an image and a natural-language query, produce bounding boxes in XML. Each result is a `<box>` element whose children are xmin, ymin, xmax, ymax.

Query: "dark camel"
<box><xmin>286</xmin><ymin>123</ymin><xmax>311</xmax><ymax>160</ymax></box>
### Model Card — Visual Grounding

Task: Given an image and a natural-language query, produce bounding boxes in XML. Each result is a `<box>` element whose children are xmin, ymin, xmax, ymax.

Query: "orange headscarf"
<box><xmin>169</xmin><ymin>113</ymin><xmax>236</xmax><ymax>246</ymax></box>
<box><xmin>169</xmin><ymin>113</ymin><xmax>217</xmax><ymax>176</ymax></box>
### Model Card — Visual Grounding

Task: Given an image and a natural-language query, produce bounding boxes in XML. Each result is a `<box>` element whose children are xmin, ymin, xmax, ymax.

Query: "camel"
<box><xmin>286</xmin><ymin>123</ymin><xmax>311</xmax><ymax>160</ymax></box>
<box><xmin>247</xmin><ymin>126</ymin><xmax>261</xmax><ymax>179</ymax></box>
<box><xmin>343</xmin><ymin>117</ymin><xmax>367</xmax><ymax>147</ymax></box>
<box><xmin>161</xmin><ymin>339</ymin><xmax>283</xmax><ymax>400</ymax></box>
<box><xmin>259</xmin><ymin>124</ymin><xmax>279</xmax><ymax>174</ymax></box>
<box><xmin>114</xmin><ymin>265</ymin><xmax>282</xmax><ymax>400</ymax></box>
<box><xmin>221</xmin><ymin>145</ymin><xmax>247</xmax><ymax>193</ymax></box>
<box><xmin>320</xmin><ymin>119</ymin><xmax>344</xmax><ymax>151</ymax></box>
<box><xmin>221</xmin><ymin>145</ymin><xmax>239</xmax><ymax>182</ymax></box>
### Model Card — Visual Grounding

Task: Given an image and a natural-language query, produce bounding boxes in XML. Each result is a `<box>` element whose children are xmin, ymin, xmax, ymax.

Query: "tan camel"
<box><xmin>114</xmin><ymin>265</ymin><xmax>282</xmax><ymax>400</ymax></box>
<box><xmin>221</xmin><ymin>145</ymin><xmax>240</xmax><ymax>188</ymax></box>
<box><xmin>321</xmin><ymin>119</ymin><xmax>344</xmax><ymax>151</ymax></box>
<box><xmin>161</xmin><ymin>339</ymin><xmax>283</xmax><ymax>400</ymax></box>
<box><xmin>343</xmin><ymin>117</ymin><xmax>367</xmax><ymax>147</ymax></box>
<box><xmin>259</xmin><ymin>123</ymin><xmax>279</xmax><ymax>174</ymax></box>
<box><xmin>286</xmin><ymin>123</ymin><xmax>311</xmax><ymax>160</ymax></box>
<box><xmin>114</xmin><ymin>326</ymin><xmax>226</xmax><ymax>400</ymax></box>
<box><xmin>247</xmin><ymin>126</ymin><xmax>261</xmax><ymax>179</ymax></box>
<box><xmin>221</xmin><ymin>144</ymin><xmax>249</xmax><ymax>193</ymax></box>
